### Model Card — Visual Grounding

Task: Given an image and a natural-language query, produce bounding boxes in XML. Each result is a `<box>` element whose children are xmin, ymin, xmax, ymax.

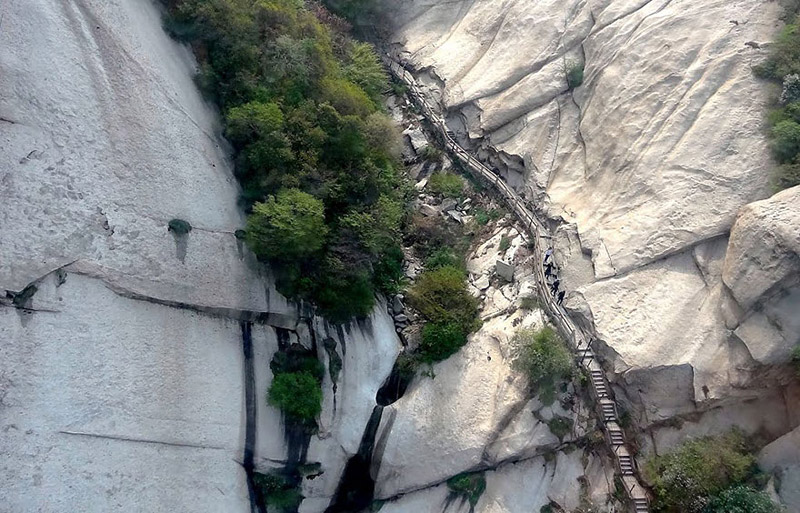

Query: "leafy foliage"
<box><xmin>566</xmin><ymin>60</ymin><xmax>584</xmax><ymax>89</ymax></box>
<box><xmin>245</xmin><ymin>189</ymin><xmax>328</xmax><ymax>261</ymax></box>
<box><xmin>447</xmin><ymin>472</ymin><xmax>486</xmax><ymax>507</ymax></box>
<box><xmin>428</xmin><ymin>172</ymin><xmax>464</xmax><ymax>198</ymax></box>
<box><xmin>755</xmin><ymin>16</ymin><xmax>800</xmax><ymax>190</ymax></box>
<box><xmin>706</xmin><ymin>486</ymin><xmax>783</xmax><ymax>513</ymax></box>
<box><xmin>547</xmin><ymin>414</ymin><xmax>573</xmax><ymax>440</ymax></box>
<box><xmin>792</xmin><ymin>345</ymin><xmax>800</xmax><ymax>375</ymax></box>
<box><xmin>268</xmin><ymin>371</ymin><xmax>323</xmax><ymax>422</ymax></box>
<box><xmin>253</xmin><ymin>472</ymin><xmax>303</xmax><ymax>513</ymax></box>
<box><xmin>168</xmin><ymin>218</ymin><xmax>192</xmax><ymax>235</ymax></box>
<box><xmin>645</xmin><ymin>430</ymin><xmax>757</xmax><ymax>513</ymax></box>
<box><xmin>165</xmin><ymin>0</ymin><xmax>409</xmax><ymax>320</ymax></box>
<box><xmin>511</xmin><ymin>326</ymin><xmax>573</xmax><ymax>391</ymax></box>
<box><xmin>498</xmin><ymin>235</ymin><xmax>511</xmax><ymax>252</ymax></box>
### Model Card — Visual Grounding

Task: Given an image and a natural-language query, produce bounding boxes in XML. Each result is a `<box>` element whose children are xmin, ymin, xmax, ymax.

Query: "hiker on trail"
<box><xmin>544</xmin><ymin>248</ymin><xmax>553</xmax><ymax>263</ymax></box>
<box><xmin>557</xmin><ymin>291</ymin><xmax>565</xmax><ymax>305</ymax></box>
<box><xmin>544</xmin><ymin>262</ymin><xmax>554</xmax><ymax>276</ymax></box>
<box><xmin>550</xmin><ymin>279</ymin><xmax>560</xmax><ymax>294</ymax></box>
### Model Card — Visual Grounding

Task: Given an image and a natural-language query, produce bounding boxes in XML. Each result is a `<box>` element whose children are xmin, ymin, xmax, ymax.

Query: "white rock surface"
<box><xmin>759</xmin><ymin>426</ymin><xmax>800</xmax><ymax>512</ymax></box>
<box><xmin>0</xmin><ymin>1</ymin><xmax>403</xmax><ymax>512</ymax></box>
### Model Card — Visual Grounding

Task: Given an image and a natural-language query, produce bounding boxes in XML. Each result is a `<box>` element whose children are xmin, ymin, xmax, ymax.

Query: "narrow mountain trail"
<box><xmin>383</xmin><ymin>56</ymin><xmax>651</xmax><ymax>513</ymax></box>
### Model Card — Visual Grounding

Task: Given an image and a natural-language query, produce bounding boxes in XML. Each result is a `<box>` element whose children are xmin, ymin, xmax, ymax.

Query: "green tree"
<box><xmin>645</xmin><ymin>430</ymin><xmax>756</xmax><ymax>513</ymax></box>
<box><xmin>268</xmin><ymin>371</ymin><xmax>322</xmax><ymax>421</ymax></box>
<box><xmin>511</xmin><ymin>326</ymin><xmax>573</xmax><ymax>389</ymax></box>
<box><xmin>771</xmin><ymin>120</ymin><xmax>800</xmax><ymax>163</ymax></box>
<box><xmin>707</xmin><ymin>486</ymin><xmax>783</xmax><ymax>513</ymax></box>
<box><xmin>245</xmin><ymin>188</ymin><xmax>328</xmax><ymax>261</ymax></box>
<box><xmin>344</xmin><ymin>42</ymin><xmax>388</xmax><ymax>104</ymax></box>
<box><xmin>408</xmin><ymin>265</ymin><xmax>481</xmax><ymax>333</ymax></box>
<box><xmin>419</xmin><ymin>322</ymin><xmax>468</xmax><ymax>363</ymax></box>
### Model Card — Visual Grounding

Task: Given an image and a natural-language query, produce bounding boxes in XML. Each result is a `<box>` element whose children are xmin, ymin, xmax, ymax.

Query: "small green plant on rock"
<box><xmin>547</xmin><ymin>414</ymin><xmax>573</xmax><ymax>441</ymax></box>
<box><xmin>168</xmin><ymin>218</ymin><xmax>192</xmax><ymax>235</ymax></box>
<box><xmin>253</xmin><ymin>472</ymin><xmax>303</xmax><ymax>513</ymax></box>
<box><xmin>519</xmin><ymin>295</ymin><xmax>541</xmax><ymax>310</ymax></box>
<box><xmin>566</xmin><ymin>60</ymin><xmax>584</xmax><ymax>89</ymax></box>
<box><xmin>447</xmin><ymin>471</ymin><xmax>486</xmax><ymax>507</ymax></box>
<box><xmin>498</xmin><ymin>235</ymin><xmax>511</xmax><ymax>252</ymax></box>
<box><xmin>511</xmin><ymin>326</ymin><xmax>573</xmax><ymax>395</ymax></box>
<box><xmin>428</xmin><ymin>172</ymin><xmax>464</xmax><ymax>198</ymax></box>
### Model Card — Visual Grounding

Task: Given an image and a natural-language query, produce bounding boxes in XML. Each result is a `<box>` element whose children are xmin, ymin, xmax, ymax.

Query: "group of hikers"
<box><xmin>543</xmin><ymin>248</ymin><xmax>565</xmax><ymax>306</ymax></box>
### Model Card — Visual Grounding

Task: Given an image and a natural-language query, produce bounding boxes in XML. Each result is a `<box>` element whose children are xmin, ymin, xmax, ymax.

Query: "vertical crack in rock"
<box><xmin>241</xmin><ymin>321</ymin><xmax>266</xmax><ymax>513</ymax></box>
<box><xmin>325</xmin><ymin>406</ymin><xmax>384</xmax><ymax>513</ymax></box>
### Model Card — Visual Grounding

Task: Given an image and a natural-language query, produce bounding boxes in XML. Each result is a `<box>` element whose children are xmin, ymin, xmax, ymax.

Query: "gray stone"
<box><xmin>392</xmin><ymin>295</ymin><xmax>405</xmax><ymax>313</ymax></box>
<box><xmin>403</xmin><ymin>126</ymin><xmax>429</xmax><ymax>154</ymax></box>
<box><xmin>495</xmin><ymin>260</ymin><xmax>515</xmax><ymax>281</ymax></box>
<box><xmin>447</xmin><ymin>210</ymin><xmax>463</xmax><ymax>224</ymax></box>
<box><xmin>420</xmin><ymin>204</ymin><xmax>438</xmax><ymax>217</ymax></box>
<box><xmin>414</xmin><ymin>177</ymin><xmax>429</xmax><ymax>190</ymax></box>
<box><xmin>394</xmin><ymin>314</ymin><xmax>408</xmax><ymax>323</ymax></box>
<box><xmin>440</xmin><ymin>198</ymin><xmax>457</xmax><ymax>212</ymax></box>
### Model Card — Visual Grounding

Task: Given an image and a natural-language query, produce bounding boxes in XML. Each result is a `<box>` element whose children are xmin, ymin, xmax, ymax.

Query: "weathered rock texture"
<box><xmin>380</xmin><ymin>0</ymin><xmax>800</xmax><ymax>450</ymax></box>
<box><xmin>0</xmin><ymin>1</ymin><xmax>401</xmax><ymax>511</ymax></box>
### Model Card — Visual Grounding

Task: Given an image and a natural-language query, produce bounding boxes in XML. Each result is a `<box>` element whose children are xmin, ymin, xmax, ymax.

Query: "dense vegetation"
<box><xmin>511</xmin><ymin>326</ymin><xmax>573</xmax><ymax>401</ymax></box>
<box><xmin>645</xmin><ymin>430</ymin><xmax>781</xmax><ymax>513</ymax></box>
<box><xmin>253</xmin><ymin>471</ymin><xmax>304</xmax><ymax>512</ymax></box>
<box><xmin>165</xmin><ymin>0</ymin><xmax>410</xmax><ymax>321</ymax></box>
<box><xmin>755</xmin><ymin>13</ymin><xmax>800</xmax><ymax>190</ymax></box>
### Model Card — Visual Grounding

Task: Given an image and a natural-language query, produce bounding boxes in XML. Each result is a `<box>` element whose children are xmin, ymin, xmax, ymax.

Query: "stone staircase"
<box><xmin>383</xmin><ymin>55</ymin><xmax>652</xmax><ymax>513</ymax></box>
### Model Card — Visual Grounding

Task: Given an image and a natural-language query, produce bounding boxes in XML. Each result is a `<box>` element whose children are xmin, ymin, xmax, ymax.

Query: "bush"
<box><xmin>771</xmin><ymin>120</ymin><xmax>800</xmax><ymax>163</ymax></box>
<box><xmin>707</xmin><ymin>486</ymin><xmax>783</xmax><ymax>513</ymax></box>
<box><xmin>428</xmin><ymin>173</ymin><xmax>464</xmax><ymax>198</ymax></box>
<box><xmin>566</xmin><ymin>60</ymin><xmax>584</xmax><ymax>89</ymax></box>
<box><xmin>447</xmin><ymin>472</ymin><xmax>486</xmax><ymax>507</ymax></box>
<box><xmin>253</xmin><ymin>472</ymin><xmax>303</xmax><ymax>513</ymax></box>
<box><xmin>547</xmin><ymin>414</ymin><xmax>573</xmax><ymax>440</ymax></box>
<box><xmin>419</xmin><ymin>144</ymin><xmax>443</xmax><ymax>163</ymax></box>
<box><xmin>772</xmin><ymin>160</ymin><xmax>800</xmax><ymax>191</ymax></box>
<box><xmin>498</xmin><ymin>235</ymin><xmax>511</xmax><ymax>252</ymax></box>
<box><xmin>645</xmin><ymin>430</ymin><xmax>757</xmax><ymax>513</ymax></box>
<box><xmin>519</xmin><ymin>295</ymin><xmax>541</xmax><ymax>310</ymax></box>
<box><xmin>425</xmin><ymin>247</ymin><xmax>463</xmax><ymax>271</ymax></box>
<box><xmin>168</xmin><ymin>218</ymin><xmax>192</xmax><ymax>235</ymax></box>
<box><xmin>268</xmin><ymin>371</ymin><xmax>323</xmax><ymax>422</ymax></box>
<box><xmin>511</xmin><ymin>326</ymin><xmax>573</xmax><ymax>390</ymax></box>
<box><xmin>408</xmin><ymin>265</ymin><xmax>481</xmax><ymax>333</ymax></box>
<box><xmin>419</xmin><ymin>322</ymin><xmax>468</xmax><ymax>363</ymax></box>
<box><xmin>246</xmin><ymin>188</ymin><xmax>328</xmax><ymax>261</ymax></box>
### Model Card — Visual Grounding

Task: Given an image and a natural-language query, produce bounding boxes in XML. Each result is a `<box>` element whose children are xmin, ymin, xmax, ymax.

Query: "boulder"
<box><xmin>440</xmin><ymin>198</ymin><xmax>458</xmax><ymax>212</ymax></box>
<box><xmin>495</xmin><ymin>260</ymin><xmax>515</xmax><ymax>281</ymax></box>
<box><xmin>403</xmin><ymin>126</ymin><xmax>429</xmax><ymax>154</ymax></box>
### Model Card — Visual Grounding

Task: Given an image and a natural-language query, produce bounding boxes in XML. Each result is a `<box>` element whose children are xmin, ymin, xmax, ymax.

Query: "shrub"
<box><xmin>498</xmin><ymin>235</ymin><xmax>511</xmax><ymax>252</ymax></box>
<box><xmin>268</xmin><ymin>371</ymin><xmax>323</xmax><ymax>422</ymax></box>
<box><xmin>645</xmin><ymin>430</ymin><xmax>757</xmax><ymax>513</ymax></box>
<box><xmin>168</xmin><ymin>218</ymin><xmax>192</xmax><ymax>235</ymax></box>
<box><xmin>771</xmin><ymin>120</ymin><xmax>800</xmax><ymax>163</ymax></box>
<box><xmin>707</xmin><ymin>486</ymin><xmax>783</xmax><ymax>513</ymax></box>
<box><xmin>425</xmin><ymin>247</ymin><xmax>463</xmax><ymax>271</ymax></box>
<box><xmin>408</xmin><ymin>265</ymin><xmax>481</xmax><ymax>333</ymax></box>
<box><xmin>447</xmin><ymin>472</ymin><xmax>486</xmax><ymax>507</ymax></box>
<box><xmin>419</xmin><ymin>322</ymin><xmax>468</xmax><ymax>363</ymax></box>
<box><xmin>246</xmin><ymin>188</ymin><xmax>328</xmax><ymax>261</ymax></box>
<box><xmin>566</xmin><ymin>60</ymin><xmax>584</xmax><ymax>89</ymax></box>
<box><xmin>547</xmin><ymin>414</ymin><xmax>573</xmax><ymax>440</ymax></box>
<box><xmin>519</xmin><ymin>295</ymin><xmax>541</xmax><ymax>310</ymax></box>
<box><xmin>253</xmin><ymin>472</ymin><xmax>303</xmax><ymax>513</ymax></box>
<box><xmin>511</xmin><ymin>326</ymin><xmax>573</xmax><ymax>390</ymax></box>
<box><xmin>792</xmin><ymin>345</ymin><xmax>800</xmax><ymax>375</ymax></box>
<box><xmin>428</xmin><ymin>173</ymin><xmax>464</xmax><ymax>198</ymax></box>
<box><xmin>419</xmin><ymin>144</ymin><xmax>443</xmax><ymax>163</ymax></box>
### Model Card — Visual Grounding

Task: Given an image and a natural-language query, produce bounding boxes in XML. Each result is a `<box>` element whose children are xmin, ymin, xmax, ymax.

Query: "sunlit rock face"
<box><xmin>0</xmin><ymin>2</ymin><xmax>400</xmax><ymax>512</ymax></box>
<box><xmin>380</xmin><ymin>0</ymin><xmax>799</xmax><ymax>437</ymax></box>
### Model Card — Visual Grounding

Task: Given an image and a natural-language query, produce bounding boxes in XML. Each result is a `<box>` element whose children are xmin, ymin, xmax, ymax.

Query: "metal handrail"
<box><xmin>385</xmin><ymin>55</ymin><xmax>651</xmax><ymax>511</ymax></box>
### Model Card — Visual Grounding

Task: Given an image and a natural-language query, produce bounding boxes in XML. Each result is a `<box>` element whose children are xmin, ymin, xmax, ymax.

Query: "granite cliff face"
<box><xmin>0</xmin><ymin>1</ymin><xmax>401</xmax><ymax>511</ymax></box>
<box><xmin>3</xmin><ymin>0</ymin><xmax>800</xmax><ymax>511</ymax></box>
